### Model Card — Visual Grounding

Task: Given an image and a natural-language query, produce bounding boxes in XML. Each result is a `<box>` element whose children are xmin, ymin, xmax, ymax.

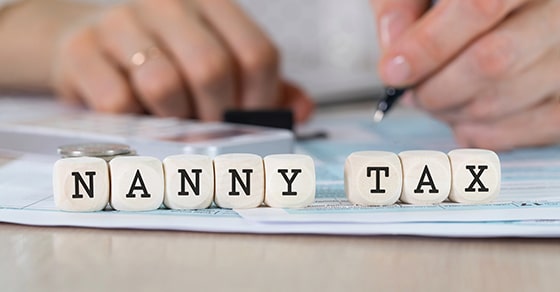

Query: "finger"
<box><xmin>452</xmin><ymin>97</ymin><xmax>560</xmax><ymax>151</ymax></box>
<box><xmin>58</xmin><ymin>28</ymin><xmax>142</xmax><ymax>114</ymax></box>
<box><xmin>196</xmin><ymin>0</ymin><xmax>281</xmax><ymax>110</ymax></box>
<box><xmin>51</xmin><ymin>53</ymin><xmax>82</xmax><ymax>106</ymax></box>
<box><xmin>370</xmin><ymin>0</ymin><xmax>431</xmax><ymax>50</ymax></box>
<box><xmin>379</xmin><ymin>0</ymin><xmax>530</xmax><ymax>86</ymax></box>
<box><xmin>435</xmin><ymin>49</ymin><xmax>560</xmax><ymax>123</ymax></box>
<box><xmin>96</xmin><ymin>5</ymin><xmax>191</xmax><ymax>118</ymax></box>
<box><xmin>415</xmin><ymin>0</ymin><xmax>560</xmax><ymax>115</ymax></box>
<box><xmin>134</xmin><ymin>0</ymin><xmax>235</xmax><ymax>121</ymax></box>
<box><xmin>280</xmin><ymin>81</ymin><xmax>315</xmax><ymax>124</ymax></box>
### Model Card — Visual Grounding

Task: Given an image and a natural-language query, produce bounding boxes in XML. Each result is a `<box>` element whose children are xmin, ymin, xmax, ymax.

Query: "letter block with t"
<box><xmin>344</xmin><ymin>151</ymin><xmax>402</xmax><ymax>206</ymax></box>
<box><xmin>163</xmin><ymin>154</ymin><xmax>214</xmax><ymax>209</ymax></box>
<box><xmin>213</xmin><ymin>153</ymin><xmax>264</xmax><ymax>209</ymax></box>
<box><xmin>53</xmin><ymin>157</ymin><xmax>110</xmax><ymax>211</ymax></box>
<box><xmin>399</xmin><ymin>150</ymin><xmax>451</xmax><ymax>205</ymax></box>
<box><xmin>448</xmin><ymin>149</ymin><xmax>501</xmax><ymax>204</ymax></box>
<box><xmin>263</xmin><ymin>154</ymin><xmax>315</xmax><ymax>208</ymax></box>
<box><xmin>109</xmin><ymin>156</ymin><xmax>164</xmax><ymax>211</ymax></box>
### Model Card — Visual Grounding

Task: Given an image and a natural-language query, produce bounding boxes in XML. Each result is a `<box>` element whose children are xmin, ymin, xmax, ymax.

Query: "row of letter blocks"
<box><xmin>345</xmin><ymin>149</ymin><xmax>501</xmax><ymax>205</ymax></box>
<box><xmin>53</xmin><ymin>154</ymin><xmax>316</xmax><ymax>211</ymax></box>
<box><xmin>53</xmin><ymin>149</ymin><xmax>500</xmax><ymax>212</ymax></box>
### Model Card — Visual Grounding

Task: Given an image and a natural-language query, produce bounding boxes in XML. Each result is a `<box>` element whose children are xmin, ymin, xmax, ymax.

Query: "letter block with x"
<box><xmin>448</xmin><ymin>149</ymin><xmax>501</xmax><ymax>204</ymax></box>
<box><xmin>109</xmin><ymin>156</ymin><xmax>164</xmax><ymax>211</ymax></box>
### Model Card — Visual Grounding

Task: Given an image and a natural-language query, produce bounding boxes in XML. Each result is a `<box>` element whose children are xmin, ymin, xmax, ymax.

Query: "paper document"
<box><xmin>1</xmin><ymin>98</ymin><xmax>560</xmax><ymax>237</ymax></box>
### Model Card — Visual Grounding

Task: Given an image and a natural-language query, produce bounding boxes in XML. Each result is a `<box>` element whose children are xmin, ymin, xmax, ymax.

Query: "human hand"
<box><xmin>372</xmin><ymin>0</ymin><xmax>560</xmax><ymax>151</ymax></box>
<box><xmin>52</xmin><ymin>0</ymin><xmax>313</xmax><ymax>123</ymax></box>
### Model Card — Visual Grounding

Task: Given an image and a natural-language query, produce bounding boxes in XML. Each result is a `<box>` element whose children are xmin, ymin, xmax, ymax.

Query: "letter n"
<box><xmin>71</xmin><ymin>171</ymin><xmax>96</xmax><ymax>199</ymax></box>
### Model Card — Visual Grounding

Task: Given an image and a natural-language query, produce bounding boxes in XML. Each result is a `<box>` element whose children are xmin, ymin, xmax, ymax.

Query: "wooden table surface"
<box><xmin>1</xmin><ymin>223</ymin><xmax>559</xmax><ymax>292</ymax></box>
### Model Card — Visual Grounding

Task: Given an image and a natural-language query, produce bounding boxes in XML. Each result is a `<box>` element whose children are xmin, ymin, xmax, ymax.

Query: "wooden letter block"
<box><xmin>344</xmin><ymin>151</ymin><xmax>402</xmax><ymax>206</ymax></box>
<box><xmin>53</xmin><ymin>157</ymin><xmax>109</xmax><ymax>212</ymax></box>
<box><xmin>448</xmin><ymin>149</ymin><xmax>501</xmax><ymax>204</ymax></box>
<box><xmin>214</xmin><ymin>153</ymin><xmax>264</xmax><ymax>209</ymax></box>
<box><xmin>399</xmin><ymin>150</ymin><xmax>451</xmax><ymax>205</ymax></box>
<box><xmin>264</xmin><ymin>154</ymin><xmax>315</xmax><ymax>208</ymax></box>
<box><xmin>163</xmin><ymin>154</ymin><xmax>214</xmax><ymax>209</ymax></box>
<box><xmin>110</xmin><ymin>156</ymin><xmax>164</xmax><ymax>211</ymax></box>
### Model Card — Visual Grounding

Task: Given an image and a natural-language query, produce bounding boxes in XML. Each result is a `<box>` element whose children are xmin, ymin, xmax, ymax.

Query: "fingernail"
<box><xmin>380</xmin><ymin>12</ymin><xmax>407</xmax><ymax>49</ymax></box>
<box><xmin>384</xmin><ymin>55</ymin><xmax>411</xmax><ymax>85</ymax></box>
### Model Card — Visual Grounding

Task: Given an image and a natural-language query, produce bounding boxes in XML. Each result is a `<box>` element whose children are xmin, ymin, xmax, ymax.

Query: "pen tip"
<box><xmin>373</xmin><ymin>110</ymin><xmax>384</xmax><ymax>123</ymax></box>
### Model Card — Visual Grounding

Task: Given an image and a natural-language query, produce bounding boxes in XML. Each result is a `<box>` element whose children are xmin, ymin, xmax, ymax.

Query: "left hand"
<box><xmin>372</xmin><ymin>0</ymin><xmax>560</xmax><ymax>151</ymax></box>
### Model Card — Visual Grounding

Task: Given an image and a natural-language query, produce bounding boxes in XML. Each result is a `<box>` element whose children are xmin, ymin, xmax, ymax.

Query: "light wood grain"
<box><xmin>1</xmin><ymin>223</ymin><xmax>559</xmax><ymax>292</ymax></box>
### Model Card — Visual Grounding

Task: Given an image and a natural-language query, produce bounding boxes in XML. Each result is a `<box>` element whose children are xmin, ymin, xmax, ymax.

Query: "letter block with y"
<box><xmin>399</xmin><ymin>150</ymin><xmax>451</xmax><ymax>205</ymax></box>
<box><xmin>110</xmin><ymin>156</ymin><xmax>164</xmax><ymax>211</ymax></box>
<box><xmin>53</xmin><ymin>157</ymin><xmax>109</xmax><ymax>211</ymax></box>
<box><xmin>163</xmin><ymin>154</ymin><xmax>214</xmax><ymax>209</ymax></box>
<box><xmin>448</xmin><ymin>149</ymin><xmax>501</xmax><ymax>204</ymax></box>
<box><xmin>344</xmin><ymin>151</ymin><xmax>402</xmax><ymax>206</ymax></box>
<box><xmin>213</xmin><ymin>153</ymin><xmax>264</xmax><ymax>209</ymax></box>
<box><xmin>264</xmin><ymin>154</ymin><xmax>315</xmax><ymax>208</ymax></box>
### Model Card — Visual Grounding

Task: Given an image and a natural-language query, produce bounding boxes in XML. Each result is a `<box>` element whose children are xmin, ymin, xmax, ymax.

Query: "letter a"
<box><xmin>126</xmin><ymin>169</ymin><xmax>151</xmax><ymax>198</ymax></box>
<box><xmin>414</xmin><ymin>165</ymin><xmax>439</xmax><ymax>194</ymax></box>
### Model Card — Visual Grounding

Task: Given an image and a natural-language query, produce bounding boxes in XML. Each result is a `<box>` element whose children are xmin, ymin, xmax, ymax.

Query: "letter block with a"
<box><xmin>110</xmin><ymin>156</ymin><xmax>164</xmax><ymax>211</ymax></box>
<box><xmin>163</xmin><ymin>154</ymin><xmax>214</xmax><ymax>209</ymax></box>
<box><xmin>53</xmin><ymin>157</ymin><xmax>110</xmax><ymax>211</ymax></box>
<box><xmin>448</xmin><ymin>149</ymin><xmax>501</xmax><ymax>204</ymax></box>
<box><xmin>399</xmin><ymin>150</ymin><xmax>451</xmax><ymax>205</ymax></box>
<box><xmin>214</xmin><ymin>153</ymin><xmax>264</xmax><ymax>209</ymax></box>
<box><xmin>264</xmin><ymin>154</ymin><xmax>315</xmax><ymax>208</ymax></box>
<box><xmin>344</xmin><ymin>151</ymin><xmax>402</xmax><ymax>206</ymax></box>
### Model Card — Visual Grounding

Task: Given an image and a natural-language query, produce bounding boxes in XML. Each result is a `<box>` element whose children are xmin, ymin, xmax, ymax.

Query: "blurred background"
<box><xmin>237</xmin><ymin>0</ymin><xmax>382</xmax><ymax>102</ymax></box>
<box><xmin>81</xmin><ymin>0</ymin><xmax>383</xmax><ymax>103</ymax></box>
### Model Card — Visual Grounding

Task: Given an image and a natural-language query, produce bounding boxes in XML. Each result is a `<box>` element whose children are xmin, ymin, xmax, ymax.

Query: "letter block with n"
<box><xmin>53</xmin><ymin>157</ymin><xmax>109</xmax><ymax>211</ymax></box>
<box><xmin>163</xmin><ymin>154</ymin><xmax>214</xmax><ymax>209</ymax></box>
<box><xmin>213</xmin><ymin>153</ymin><xmax>264</xmax><ymax>209</ymax></box>
<box><xmin>264</xmin><ymin>154</ymin><xmax>316</xmax><ymax>208</ymax></box>
<box><xmin>448</xmin><ymin>149</ymin><xmax>501</xmax><ymax>204</ymax></box>
<box><xmin>109</xmin><ymin>156</ymin><xmax>164</xmax><ymax>211</ymax></box>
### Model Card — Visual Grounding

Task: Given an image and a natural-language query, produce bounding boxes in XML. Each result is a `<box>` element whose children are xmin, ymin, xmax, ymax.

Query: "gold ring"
<box><xmin>130</xmin><ymin>46</ymin><xmax>161</xmax><ymax>67</ymax></box>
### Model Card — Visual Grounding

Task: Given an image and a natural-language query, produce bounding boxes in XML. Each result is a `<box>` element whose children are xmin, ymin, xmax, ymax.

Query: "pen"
<box><xmin>373</xmin><ymin>87</ymin><xmax>407</xmax><ymax>122</ymax></box>
<box><xmin>374</xmin><ymin>1</ymin><xmax>438</xmax><ymax>123</ymax></box>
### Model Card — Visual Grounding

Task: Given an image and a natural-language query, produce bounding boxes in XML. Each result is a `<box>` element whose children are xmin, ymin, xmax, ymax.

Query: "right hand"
<box><xmin>371</xmin><ymin>0</ymin><xmax>560</xmax><ymax>151</ymax></box>
<box><xmin>52</xmin><ymin>0</ymin><xmax>314</xmax><ymax>122</ymax></box>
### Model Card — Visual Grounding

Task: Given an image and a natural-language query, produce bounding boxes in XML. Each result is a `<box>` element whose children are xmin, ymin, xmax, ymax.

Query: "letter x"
<box><xmin>465</xmin><ymin>165</ymin><xmax>489</xmax><ymax>192</ymax></box>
